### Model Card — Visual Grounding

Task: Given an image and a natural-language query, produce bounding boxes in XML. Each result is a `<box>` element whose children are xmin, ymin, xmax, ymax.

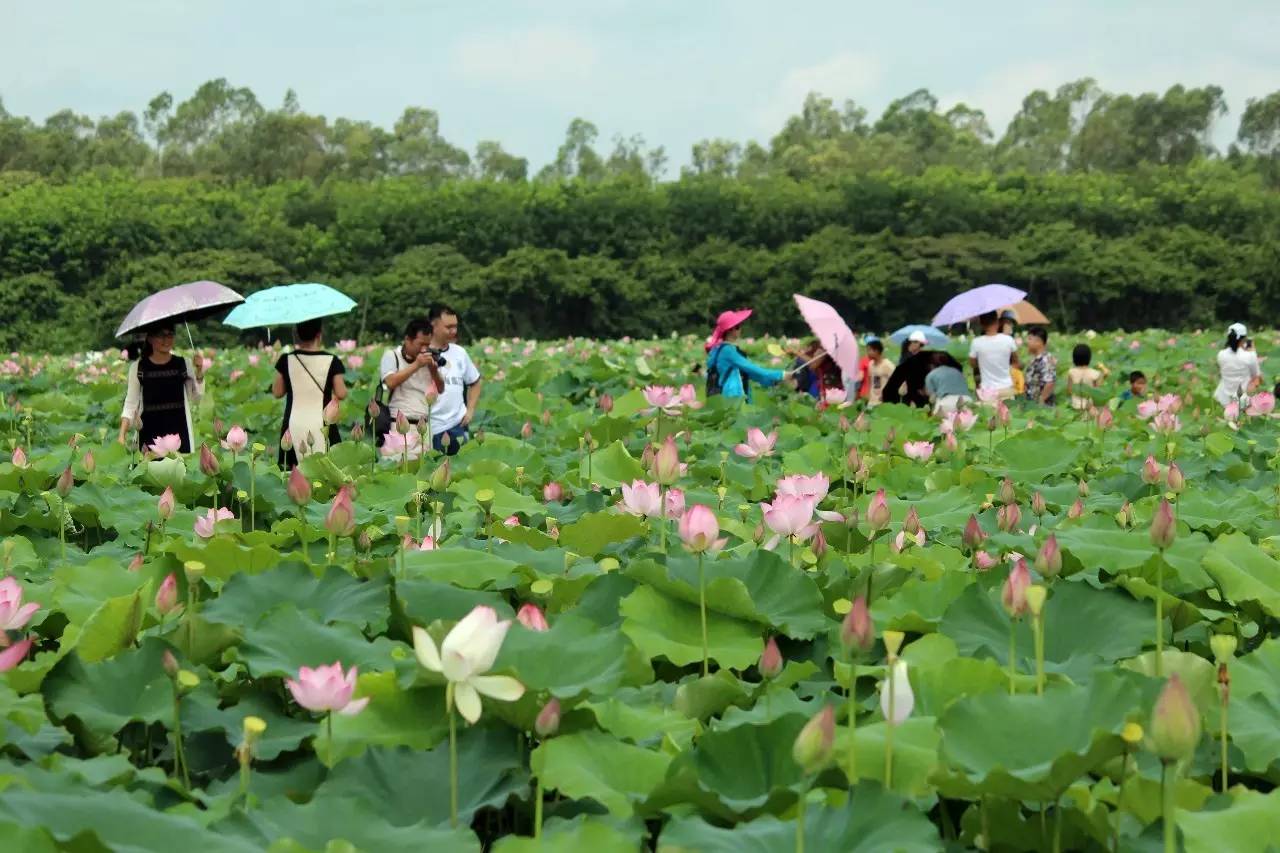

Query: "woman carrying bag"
<box><xmin>118</xmin><ymin>324</ymin><xmax>205</xmax><ymax>454</ymax></box>
<box><xmin>272</xmin><ymin>318</ymin><xmax>347</xmax><ymax>468</ymax></box>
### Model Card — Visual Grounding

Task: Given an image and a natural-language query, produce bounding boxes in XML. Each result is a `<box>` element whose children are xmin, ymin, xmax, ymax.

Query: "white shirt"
<box><xmin>1215</xmin><ymin>347</ymin><xmax>1260</xmax><ymax>407</ymax></box>
<box><xmin>969</xmin><ymin>333</ymin><xmax>1017</xmax><ymax>391</ymax></box>
<box><xmin>380</xmin><ymin>344</ymin><xmax>480</xmax><ymax>434</ymax></box>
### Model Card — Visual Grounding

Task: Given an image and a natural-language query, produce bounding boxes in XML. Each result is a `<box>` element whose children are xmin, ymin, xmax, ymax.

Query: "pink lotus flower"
<box><xmin>996</xmin><ymin>402</ymin><xmax>1011</xmax><ymax>427</ymax></box>
<box><xmin>0</xmin><ymin>637</ymin><xmax>33</xmax><ymax>672</ymax></box>
<box><xmin>1096</xmin><ymin>407</ymin><xmax>1114</xmax><ymax>431</ymax></box>
<box><xmin>287</xmin><ymin>467</ymin><xmax>311</xmax><ymax>505</ymax></box>
<box><xmin>650</xmin><ymin>436</ymin><xmax>682</xmax><ymax>486</ymax></box>
<box><xmin>336</xmin><ymin>339</ymin><xmax>357</xmax><ymax>353</ymax></box>
<box><xmin>286</xmin><ymin>662</ymin><xmax>369</xmax><ymax>716</ymax></box>
<box><xmin>944</xmin><ymin>432</ymin><xmax>959</xmax><ymax>452</ymax></box>
<box><xmin>1225</xmin><ymin>402</ymin><xmax>1240</xmax><ymax>423</ymax></box>
<box><xmin>664</xmin><ymin>487</ymin><xmax>686</xmax><ymax>520</ymax></box>
<box><xmin>892</xmin><ymin>528</ymin><xmax>926</xmax><ymax>552</ymax></box>
<box><xmin>380</xmin><ymin>431</ymin><xmax>422</xmax><ymax>461</ymax></box>
<box><xmin>221</xmin><ymin>426</ymin><xmax>248</xmax><ymax>453</ymax></box>
<box><xmin>543</xmin><ymin>482</ymin><xmax>564</xmax><ymax>503</ymax></box>
<box><xmin>323</xmin><ymin>399</ymin><xmax>341</xmax><ymax>425</ymax></box>
<box><xmin>517</xmin><ymin>603</ymin><xmax>550</xmax><ymax>632</ymax></box>
<box><xmin>10</xmin><ymin>447</ymin><xmax>27</xmax><ymax>468</ymax></box>
<box><xmin>678</xmin><ymin>384</ymin><xmax>702</xmax><ymax>410</ymax></box>
<box><xmin>823</xmin><ymin>387</ymin><xmax>848</xmax><ymax>406</ymax></box>
<box><xmin>977</xmin><ymin>386</ymin><xmax>998</xmax><ymax>403</ymax></box>
<box><xmin>761</xmin><ymin>494</ymin><xmax>818</xmax><ymax>548</ymax></box>
<box><xmin>248</xmin><ymin>354</ymin><xmax>261</xmax><ymax>366</ymax></box>
<box><xmin>1157</xmin><ymin>394</ymin><xmax>1181</xmax><ymax>413</ymax></box>
<box><xmin>643</xmin><ymin>385</ymin><xmax>677</xmax><ymax>412</ymax></box>
<box><xmin>325</xmin><ymin>485</ymin><xmax>356</xmax><ymax>536</ymax></box>
<box><xmin>619</xmin><ymin>480</ymin><xmax>662</xmax><ymax>518</ymax></box>
<box><xmin>348</xmin><ymin>354</ymin><xmax>365</xmax><ymax>369</ymax></box>
<box><xmin>734</xmin><ymin>428</ymin><xmax>777</xmax><ymax>460</ymax></box>
<box><xmin>1151</xmin><ymin>411</ymin><xmax>1182</xmax><ymax>435</ymax></box>
<box><xmin>1141</xmin><ymin>455</ymin><xmax>1163</xmax><ymax>485</ymax></box>
<box><xmin>403</xmin><ymin>534</ymin><xmax>437</xmax><ymax>551</ymax></box>
<box><xmin>1137</xmin><ymin>400</ymin><xmax>1158</xmax><ymax>419</ymax></box>
<box><xmin>155</xmin><ymin>572</ymin><xmax>181</xmax><ymax>615</ymax></box>
<box><xmin>148</xmin><ymin>434</ymin><xmax>183</xmax><ymax>457</ymax></box>
<box><xmin>598</xmin><ymin>394</ymin><xmax>614</xmax><ymax>414</ymax></box>
<box><xmin>1247</xmin><ymin>392</ymin><xmax>1276</xmax><ymax>417</ymax></box>
<box><xmin>974</xmin><ymin>550</ymin><xmax>998</xmax><ymax>571</ymax></box>
<box><xmin>1002</xmin><ymin>558</ymin><xmax>1031</xmax><ymax>618</ymax></box>
<box><xmin>678</xmin><ymin>505</ymin><xmax>726</xmax><ymax>553</ymax></box>
<box><xmin>194</xmin><ymin>507</ymin><xmax>236</xmax><ymax>538</ymax></box>
<box><xmin>952</xmin><ymin>410</ymin><xmax>978</xmax><ymax>432</ymax></box>
<box><xmin>229</xmin><ymin>369</ymin><xmax>245</xmax><ymax>382</ymax></box>
<box><xmin>866</xmin><ymin>489</ymin><xmax>891</xmax><ymax>531</ymax></box>
<box><xmin>903</xmin><ymin>441</ymin><xmax>934</xmax><ymax>462</ymax></box>
<box><xmin>157</xmin><ymin>486</ymin><xmax>175</xmax><ymax>521</ymax></box>
<box><xmin>776</xmin><ymin>472</ymin><xmax>830</xmax><ymax>501</ymax></box>
<box><xmin>0</xmin><ymin>577</ymin><xmax>40</xmax><ymax>631</ymax></box>
<box><xmin>520</xmin><ymin>421</ymin><xmax>534</xmax><ymax>439</ymax></box>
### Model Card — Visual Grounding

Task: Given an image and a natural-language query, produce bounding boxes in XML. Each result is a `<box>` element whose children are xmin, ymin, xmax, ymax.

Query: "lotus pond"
<box><xmin>1</xmin><ymin>329</ymin><xmax>1279</xmax><ymax>852</ymax></box>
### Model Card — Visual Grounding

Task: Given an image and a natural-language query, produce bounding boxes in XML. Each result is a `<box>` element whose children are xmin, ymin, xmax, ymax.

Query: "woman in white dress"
<box><xmin>272</xmin><ymin>318</ymin><xmax>347</xmax><ymax>468</ymax></box>
<box><xmin>1213</xmin><ymin>323</ymin><xmax>1262</xmax><ymax>409</ymax></box>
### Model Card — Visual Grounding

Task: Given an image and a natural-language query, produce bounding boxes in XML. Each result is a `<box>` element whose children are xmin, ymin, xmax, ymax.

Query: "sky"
<box><xmin>3</xmin><ymin>0</ymin><xmax>1278</xmax><ymax>172</ymax></box>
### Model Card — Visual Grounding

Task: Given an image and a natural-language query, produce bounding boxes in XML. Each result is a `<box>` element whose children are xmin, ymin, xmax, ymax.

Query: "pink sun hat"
<box><xmin>706</xmin><ymin>308</ymin><xmax>754</xmax><ymax>352</ymax></box>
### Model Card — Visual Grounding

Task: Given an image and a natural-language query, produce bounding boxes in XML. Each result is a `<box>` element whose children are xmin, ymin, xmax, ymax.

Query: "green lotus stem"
<box><xmin>447</xmin><ymin>683</ymin><xmax>459</xmax><ymax>829</ymax></box>
<box><xmin>327</xmin><ymin>711</ymin><xmax>334</xmax><ymax>766</ymax></box>
<box><xmin>1113</xmin><ymin>747</ymin><xmax>1131</xmax><ymax>853</ymax></box>
<box><xmin>172</xmin><ymin>691</ymin><xmax>189</xmax><ymax>790</ymax></box>
<box><xmin>328</xmin><ymin>532</ymin><xmax>336</xmax><ymax>567</ymax></box>
<box><xmin>981</xmin><ymin>795</ymin><xmax>991</xmax><ymax>852</ymax></box>
<box><xmin>1053</xmin><ymin>796</ymin><xmax>1063</xmax><ymax>853</ymax></box>
<box><xmin>795</xmin><ymin>780</ymin><xmax>807</xmax><ymax>853</ymax></box>
<box><xmin>865</xmin><ymin>538</ymin><xmax>876</xmax><ymax>602</ymax></box>
<box><xmin>698</xmin><ymin>552</ymin><xmax>709</xmax><ymax>677</ymax></box>
<box><xmin>885</xmin><ymin>664</ymin><xmax>896</xmax><ymax>789</ymax></box>
<box><xmin>534</xmin><ymin>777</ymin><xmax>544</xmax><ymax>839</ymax></box>
<box><xmin>1220</xmin><ymin>685</ymin><xmax>1229</xmax><ymax>791</ymax></box>
<box><xmin>1155</xmin><ymin>553</ymin><xmax>1164</xmax><ymax>677</ymax></box>
<box><xmin>484</xmin><ymin>508</ymin><xmax>493</xmax><ymax>553</ymax></box>
<box><xmin>1161</xmin><ymin>761</ymin><xmax>1176</xmax><ymax>853</ymax></box>
<box><xmin>658</xmin><ymin>484</ymin><xmax>667</xmax><ymax>552</ymax></box>
<box><xmin>238</xmin><ymin>751</ymin><xmax>251</xmax><ymax>804</ymax></box>
<box><xmin>1034</xmin><ymin>613</ymin><xmax>1045</xmax><ymax>696</ymax></box>
<box><xmin>846</xmin><ymin>674</ymin><xmax>857</xmax><ymax>781</ymax></box>
<box><xmin>248</xmin><ymin>449</ymin><xmax>256</xmax><ymax>531</ymax></box>
<box><xmin>1008</xmin><ymin>621</ymin><xmax>1017</xmax><ymax>695</ymax></box>
<box><xmin>184</xmin><ymin>580</ymin><xmax>197</xmax><ymax>653</ymax></box>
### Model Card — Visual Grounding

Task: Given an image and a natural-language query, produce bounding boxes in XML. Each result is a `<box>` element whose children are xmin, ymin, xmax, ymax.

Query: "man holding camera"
<box><xmin>379</xmin><ymin>306</ymin><xmax>481</xmax><ymax>455</ymax></box>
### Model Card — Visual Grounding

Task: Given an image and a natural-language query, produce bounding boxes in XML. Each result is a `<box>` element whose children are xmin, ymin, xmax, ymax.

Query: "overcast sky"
<box><xmin>4</xmin><ymin>0</ymin><xmax>1278</xmax><ymax>171</ymax></box>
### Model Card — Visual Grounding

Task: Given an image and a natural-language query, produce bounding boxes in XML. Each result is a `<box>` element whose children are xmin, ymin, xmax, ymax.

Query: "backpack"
<box><xmin>705</xmin><ymin>345</ymin><xmax>725</xmax><ymax>397</ymax></box>
<box><xmin>366</xmin><ymin>349</ymin><xmax>401</xmax><ymax>446</ymax></box>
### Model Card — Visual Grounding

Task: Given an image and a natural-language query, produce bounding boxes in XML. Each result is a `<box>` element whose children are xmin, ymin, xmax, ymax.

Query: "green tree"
<box><xmin>473</xmin><ymin>141</ymin><xmax>528</xmax><ymax>182</ymax></box>
<box><xmin>389</xmin><ymin>107</ymin><xmax>470</xmax><ymax>181</ymax></box>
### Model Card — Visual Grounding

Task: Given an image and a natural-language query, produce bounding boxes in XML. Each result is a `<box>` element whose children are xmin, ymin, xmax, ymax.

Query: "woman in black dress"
<box><xmin>272</xmin><ymin>318</ymin><xmax>348</xmax><ymax>468</ymax></box>
<box><xmin>117</xmin><ymin>324</ymin><xmax>205</xmax><ymax>454</ymax></box>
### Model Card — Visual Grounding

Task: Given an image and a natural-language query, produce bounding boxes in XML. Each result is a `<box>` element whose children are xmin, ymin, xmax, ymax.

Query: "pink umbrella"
<box><xmin>793</xmin><ymin>294</ymin><xmax>859</xmax><ymax>381</ymax></box>
<box><xmin>115</xmin><ymin>280</ymin><xmax>245</xmax><ymax>339</ymax></box>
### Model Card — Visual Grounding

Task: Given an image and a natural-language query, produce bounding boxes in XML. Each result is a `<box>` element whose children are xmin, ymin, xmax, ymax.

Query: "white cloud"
<box><xmin>756</xmin><ymin>51</ymin><xmax>883</xmax><ymax>133</ymax></box>
<box><xmin>453</xmin><ymin>26</ymin><xmax>601</xmax><ymax>86</ymax></box>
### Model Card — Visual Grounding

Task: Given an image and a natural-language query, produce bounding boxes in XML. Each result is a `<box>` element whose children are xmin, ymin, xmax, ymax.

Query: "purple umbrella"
<box><xmin>115</xmin><ymin>281</ymin><xmax>245</xmax><ymax>339</ymax></box>
<box><xmin>931</xmin><ymin>284</ymin><xmax>1028</xmax><ymax>327</ymax></box>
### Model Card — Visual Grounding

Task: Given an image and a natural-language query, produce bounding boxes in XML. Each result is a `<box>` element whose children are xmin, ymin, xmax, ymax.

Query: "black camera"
<box><xmin>426</xmin><ymin>347</ymin><xmax>448</xmax><ymax>367</ymax></box>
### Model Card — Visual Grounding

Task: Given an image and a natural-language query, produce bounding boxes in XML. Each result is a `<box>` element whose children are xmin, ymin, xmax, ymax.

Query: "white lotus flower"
<box><xmin>879</xmin><ymin>659</ymin><xmax>914</xmax><ymax>726</ymax></box>
<box><xmin>412</xmin><ymin>605</ymin><xmax>525</xmax><ymax>723</ymax></box>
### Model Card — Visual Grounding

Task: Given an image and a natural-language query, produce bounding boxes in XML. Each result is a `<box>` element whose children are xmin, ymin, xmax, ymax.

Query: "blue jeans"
<box><xmin>432</xmin><ymin>424</ymin><xmax>469</xmax><ymax>456</ymax></box>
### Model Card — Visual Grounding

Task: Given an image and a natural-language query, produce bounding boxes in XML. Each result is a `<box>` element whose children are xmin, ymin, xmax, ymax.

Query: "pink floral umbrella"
<box><xmin>793</xmin><ymin>294</ymin><xmax>859</xmax><ymax>381</ymax></box>
<box><xmin>115</xmin><ymin>280</ymin><xmax>245</xmax><ymax>339</ymax></box>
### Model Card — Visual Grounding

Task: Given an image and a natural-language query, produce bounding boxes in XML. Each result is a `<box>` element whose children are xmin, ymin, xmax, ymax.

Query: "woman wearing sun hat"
<box><xmin>1214</xmin><ymin>322</ymin><xmax>1262</xmax><ymax>408</ymax></box>
<box><xmin>704</xmin><ymin>309</ymin><xmax>789</xmax><ymax>401</ymax></box>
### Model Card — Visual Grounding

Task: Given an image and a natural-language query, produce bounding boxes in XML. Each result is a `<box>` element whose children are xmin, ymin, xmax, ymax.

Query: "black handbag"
<box><xmin>366</xmin><ymin>350</ymin><xmax>400</xmax><ymax>446</ymax></box>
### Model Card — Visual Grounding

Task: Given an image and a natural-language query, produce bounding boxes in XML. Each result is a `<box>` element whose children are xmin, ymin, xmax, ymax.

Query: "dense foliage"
<box><xmin>0</xmin><ymin>329</ymin><xmax>1278</xmax><ymax>851</ymax></box>
<box><xmin>2</xmin><ymin>80</ymin><xmax>1280</xmax><ymax>351</ymax></box>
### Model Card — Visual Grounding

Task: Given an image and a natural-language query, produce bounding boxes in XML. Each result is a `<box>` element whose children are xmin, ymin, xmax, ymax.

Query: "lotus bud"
<box><xmin>280</xmin><ymin>429</ymin><xmax>293</xmax><ymax>451</ymax></box>
<box><xmin>350</xmin><ymin>423</ymin><xmax>365</xmax><ymax>442</ymax></box>
<box><xmin>811</xmin><ymin>526</ymin><xmax>828</xmax><ymax>558</ymax></box>
<box><xmin>157</xmin><ymin>486</ymin><xmax>175</xmax><ymax>521</ymax></box>
<box><xmin>199</xmin><ymin>443</ymin><xmax>219</xmax><ymax>477</ymax></box>
<box><xmin>1150</xmin><ymin>499</ymin><xmax>1176</xmax><ymax>550</ymax></box>
<box><xmin>1025</xmin><ymin>584</ymin><xmax>1046</xmax><ymax>618</ymax></box>
<box><xmin>760</xmin><ymin>636</ymin><xmax>784</xmax><ymax>679</ymax></box>
<box><xmin>517</xmin><ymin>603</ymin><xmax>550</xmax><ymax>632</ymax></box>
<box><xmin>1141</xmin><ymin>455</ymin><xmax>1163</xmax><ymax>486</ymax></box>
<box><xmin>902</xmin><ymin>506</ymin><xmax>921</xmax><ymax>536</ymax></box>
<box><xmin>128</xmin><ymin>553</ymin><xmax>144</xmax><ymax>572</ymax></box>
<box><xmin>287</xmin><ymin>466</ymin><xmax>311</xmax><ymax>506</ymax></box>
<box><xmin>1149</xmin><ymin>674</ymin><xmax>1202</xmax><ymax>762</ymax></box>
<box><xmin>840</xmin><ymin>596</ymin><xmax>875</xmax><ymax>656</ymax></box>
<box><xmin>162</xmin><ymin>650</ymin><xmax>180</xmax><ymax>678</ymax></box>
<box><xmin>986</xmin><ymin>414</ymin><xmax>998</xmax><ymax>433</ymax></box>
<box><xmin>543</xmin><ymin>482</ymin><xmax>564</xmax><ymax>503</ymax></box>
<box><xmin>1067</xmin><ymin>499</ymin><xmax>1085</xmax><ymax>519</ymax></box>
<box><xmin>963</xmin><ymin>514</ymin><xmax>986</xmax><ymax>549</ymax></box>
<box><xmin>1031</xmin><ymin>492</ymin><xmax>1046</xmax><ymax>517</ymax></box>
<box><xmin>82</xmin><ymin>450</ymin><xmax>96</xmax><ymax>475</ymax></box>
<box><xmin>997</xmin><ymin>477</ymin><xmax>1016</xmax><ymax>506</ymax></box>
<box><xmin>791</xmin><ymin>705</ymin><xmax>835</xmax><ymax>775</ymax></box>
<box><xmin>357</xmin><ymin>528</ymin><xmax>373</xmax><ymax>551</ymax></box>
<box><xmin>846</xmin><ymin>445</ymin><xmax>861</xmax><ymax>471</ymax></box>
<box><xmin>1002</xmin><ymin>558</ymin><xmax>1031</xmax><ymax>618</ymax></box>
<box><xmin>323</xmin><ymin>398</ymin><xmax>340</xmax><ymax>425</ymax></box>
<box><xmin>1096</xmin><ymin>407</ymin><xmax>1114</xmax><ymax>431</ymax></box>
<box><xmin>430</xmin><ymin>460</ymin><xmax>451</xmax><ymax>492</ymax></box>
<box><xmin>367</xmin><ymin>399</ymin><xmax>380</xmax><ymax>419</ymax></box>
<box><xmin>1117</xmin><ymin>501</ymin><xmax>1135</xmax><ymax>529</ymax></box>
<box><xmin>521</xmin><ymin>421</ymin><xmax>534</xmax><ymax>439</ymax></box>
<box><xmin>598</xmin><ymin>394</ymin><xmax>614</xmax><ymax>414</ymax></box>
<box><xmin>1209</xmin><ymin>633</ymin><xmax>1237</xmax><ymax>664</ymax></box>
<box><xmin>416</xmin><ymin>417</ymin><xmax>430</xmax><ymax>438</ymax></box>
<box><xmin>853</xmin><ymin>413</ymin><xmax>869</xmax><ymax>432</ymax></box>
<box><xmin>1035</xmin><ymin>534</ymin><xmax>1062</xmax><ymax>578</ymax></box>
<box><xmin>535</xmin><ymin>698</ymin><xmax>561</xmax><ymax>738</ymax></box>
<box><xmin>865</xmin><ymin>489</ymin><xmax>891</xmax><ymax>532</ymax></box>
<box><xmin>651</xmin><ymin>436</ymin><xmax>682</xmax><ymax>486</ymax></box>
<box><xmin>997</xmin><ymin>402</ymin><xmax>1011</xmax><ymax>427</ymax></box>
<box><xmin>11</xmin><ymin>447</ymin><xmax>28</xmax><ymax>468</ymax></box>
<box><xmin>996</xmin><ymin>502</ymin><xmax>1020</xmax><ymax>533</ymax></box>
<box><xmin>854</xmin><ymin>459</ymin><xmax>870</xmax><ymax>484</ymax></box>
<box><xmin>395</xmin><ymin>412</ymin><xmax>411</xmax><ymax>435</ymax></box>
<box><xmin>974</xmin><ymin>550</ymin><xmax>997</xmax><ymax>571</ymax></box>
<box><xmin>325</xmin><ymin>485</ymin><xmax>356</xmax><ymax>536</ymax></box>
<box><xmin>55</xmin><ymin>466</ymin><xmax>74</xmax><ymax>497</ymax></box>
<box><xmin>213</xmin><ymin>418</ymin><xmax>225</xmax><ymax>437</ymax></box>
<box><xmin>1166</xmin><ymin>462</ymin><xmax>1185</xmax><ymax>494</ymax></box>
<box><xmin>839</xmin><ymin>414</ymin><xmax>851</xmax><ymax>432</ymax></box>
<box><xmin>155</xmin><ymin>572</ymin><xmax>181</xmax><ymax>615</ymax></box>
<box><xmin>1077</xmin><ymin>479</ymin><xmax>1089</xmax><ymax>497</ymax></box>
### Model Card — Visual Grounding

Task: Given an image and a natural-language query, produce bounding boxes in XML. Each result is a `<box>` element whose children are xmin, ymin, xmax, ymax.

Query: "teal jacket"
<box><xmin>707</xmin><ymin>344</ymin><xmax>785</xmax><ymax>401</ymax></box>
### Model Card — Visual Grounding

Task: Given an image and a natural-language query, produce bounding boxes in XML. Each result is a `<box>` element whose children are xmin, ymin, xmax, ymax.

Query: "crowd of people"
<box><xmin>702</xmin><ymin>308</ymin><xmax>1267</xmax><ymax>417</ymax></box>
<box><xmin>118</xmin><ymin>303</ymin><xmax>482</xmax><ymax>465</ymax></box>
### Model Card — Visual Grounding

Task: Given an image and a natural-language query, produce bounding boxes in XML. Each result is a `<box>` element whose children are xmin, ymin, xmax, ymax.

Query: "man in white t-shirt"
<box><xmin>968</xmin><ymin>311</ymin><xmax>1019</xmax><ymax>400</ymax></box>
<box><xmin>387</xmin><ymin>304</ymin><xmax>482</xmax><ymax>455</ymax></box>
<box><xmin>381</xmin><ymin>317</ymin><xmax>441</xmax><ymax>428</ymax></box>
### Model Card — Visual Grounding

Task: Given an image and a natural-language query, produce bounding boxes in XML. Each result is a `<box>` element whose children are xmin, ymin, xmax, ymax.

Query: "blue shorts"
<box><xmin>432</xmin><ymin>424</ymin><xmax>469</xmax><ymax>456</ymax></box>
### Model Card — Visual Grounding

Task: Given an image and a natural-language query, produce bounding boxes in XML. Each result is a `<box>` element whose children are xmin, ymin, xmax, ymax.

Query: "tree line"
<box><xmin>1</xmin><ymin>79</ymin><xmax>1279</xmax><ymax>352</ymax></box>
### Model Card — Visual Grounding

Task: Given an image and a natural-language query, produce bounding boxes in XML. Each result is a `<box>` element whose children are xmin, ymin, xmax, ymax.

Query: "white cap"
<box><xmin>1228</xmin><ymin>322</ymin><xmax>1248</xmax><ymax>339</ymax></box>
<box><xmin>907</xmin><ymin>330</ymin><xmax>929</xmax><ymax>344</ymax></box>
